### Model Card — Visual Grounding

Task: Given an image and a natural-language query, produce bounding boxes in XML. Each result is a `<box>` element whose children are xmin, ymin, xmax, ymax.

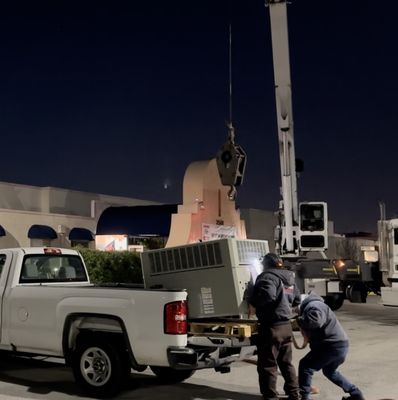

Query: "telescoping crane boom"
<box><xmin>266</xmin><ymin>0</ymin><xmax>328</xmax><ymax>256</ymax></box>
<box><xmin>267</xmin><ymin>0</ymin><xmax>298</xmax><ymax>253</ymax></box>
<box><xmin>265</xmin><ymin>0</ymin><xmax>350</xmax><ymax>311</ymax></box>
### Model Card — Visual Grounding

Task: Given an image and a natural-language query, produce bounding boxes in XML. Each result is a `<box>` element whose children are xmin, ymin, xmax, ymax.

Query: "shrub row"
<box><xmin>77</xmin><ymin>248</ymin><xmax>144</xmax><ymax>284</ymax></box>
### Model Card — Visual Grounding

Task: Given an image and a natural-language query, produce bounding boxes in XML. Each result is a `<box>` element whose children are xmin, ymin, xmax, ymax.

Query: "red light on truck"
<box><xmin>164</xmin><ymin>301</ymin><xmax>187</xmax><ymax>335</ymax></box>
<box><xmin>43</xmin><ymin>248</ymin><xmax>62</xmax><ymax>254</ymax></box>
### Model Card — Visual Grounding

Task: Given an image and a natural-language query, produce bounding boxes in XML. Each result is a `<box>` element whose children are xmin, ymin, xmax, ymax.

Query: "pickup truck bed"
<box><xmin>0</xmin><ymin>247</ymin><xmax>199</xmax><ymax>397</ymax></box>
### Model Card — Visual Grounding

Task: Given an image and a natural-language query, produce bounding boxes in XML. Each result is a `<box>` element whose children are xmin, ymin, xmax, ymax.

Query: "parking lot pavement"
<box><xmin>0</xmin><ymin>296</ymin><xmax>396</xmax><ymax>400</ymax></box>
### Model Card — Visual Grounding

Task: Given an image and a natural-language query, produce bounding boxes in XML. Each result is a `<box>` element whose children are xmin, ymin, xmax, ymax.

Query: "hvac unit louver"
<box><xmin>141</xmin><ymin>238</ymin><xmax>269</xmax><ymax>319</ymax></box>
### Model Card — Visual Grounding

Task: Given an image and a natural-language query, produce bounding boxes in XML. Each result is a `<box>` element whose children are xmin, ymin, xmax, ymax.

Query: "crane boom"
<box><xmin>267</xmin><ymin>0</ymin><xmax>298</xmax><ymax>253</ymax></box>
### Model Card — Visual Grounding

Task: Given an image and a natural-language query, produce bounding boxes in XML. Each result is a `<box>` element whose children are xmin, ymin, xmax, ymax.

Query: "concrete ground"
<box><xmin>0</xmin><ymin>296</ymin><xmax>396</xmax><ymax>400</ymax></box>
<box><xmin>183</xmin><ymin>295</ymin><xmax>398</xmax><ymax>400</ymax></box>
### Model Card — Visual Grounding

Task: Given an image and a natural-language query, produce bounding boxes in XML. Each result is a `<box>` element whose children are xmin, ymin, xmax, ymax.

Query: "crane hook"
<box><xmin>228</xmin><ymin>185</ymin><xmax>237</xmax><ymax>201</ymax></box>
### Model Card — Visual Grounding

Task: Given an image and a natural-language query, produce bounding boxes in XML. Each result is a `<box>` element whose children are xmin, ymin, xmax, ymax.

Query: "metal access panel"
<box><xmin>141</xmin><ymin>238</ymin><xmax>269</xmax><ymax>319</ymax></box>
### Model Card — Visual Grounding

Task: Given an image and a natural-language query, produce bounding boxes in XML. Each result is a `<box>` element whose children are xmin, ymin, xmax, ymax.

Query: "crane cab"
<box><xmin>299</xmin><ymin>202</ymin><xmax>328</xmax><ymax>252</ymax></box>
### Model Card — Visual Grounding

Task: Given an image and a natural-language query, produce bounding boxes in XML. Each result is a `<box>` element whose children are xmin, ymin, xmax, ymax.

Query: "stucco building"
<box><xmin>0</xmin><ymin>181</ymin><xmax>158</xmax><ymax>249</ymax></box>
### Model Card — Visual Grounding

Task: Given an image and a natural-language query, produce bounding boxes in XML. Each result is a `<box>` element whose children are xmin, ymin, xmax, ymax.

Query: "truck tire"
<box><xmin>72</xmin><ymin>336</ymin><xmax>130</xmax><ymax>398</ymax></box>
<box><xmin>150</xmin><ymin>366</ymin><xmax>195</xmax><ymax>383</ymax></box>
<box><xmin>324</xmin><ymin>294</ymin><xmax>345</xmax><ymax>311</ymax></box>
<box><xmin>345</xmin><ymin>282</ymin><xmax>367</xmax><ymax>303</ymax></box>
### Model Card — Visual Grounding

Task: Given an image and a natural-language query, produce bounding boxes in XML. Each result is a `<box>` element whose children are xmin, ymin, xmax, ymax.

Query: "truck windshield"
<box><xmin>20</xmin><ymin>255</ymin><xmax>88</xmax><ymax>283</ymax></box>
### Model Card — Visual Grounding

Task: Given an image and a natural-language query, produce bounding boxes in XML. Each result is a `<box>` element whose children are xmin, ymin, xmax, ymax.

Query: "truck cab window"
<box><xmin>20</xmin><ymin>255</ymin><xmax>87</xmax><ymax>283</ymax></box>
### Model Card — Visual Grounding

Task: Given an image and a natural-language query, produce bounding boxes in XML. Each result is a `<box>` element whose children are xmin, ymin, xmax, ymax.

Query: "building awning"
<box><xmin>96</xmin><ymin>204</ymin><xmax>178</xmax><ymax>237</ymax></box>
<box><xmin>28</xmin><ymin>224</ymin><xmax>57</xmax><ymax>240</ymax></box>
<box><xmin>69</xmin><ymin>227</ymin><xmax>94</xmax><ymax>242</ymax></box>
<box><xmin>0</xmin><ymin>225</ymin><xmax>5</xmax><ymax>237</ymax></box>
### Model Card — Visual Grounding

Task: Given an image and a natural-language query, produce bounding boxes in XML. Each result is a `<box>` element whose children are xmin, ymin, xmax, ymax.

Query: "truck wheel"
<box><xmin>324</xmin><ymin>294</ymin><xmax>345</xmax><ymax>311</ymax></box>
<box><xmin>150</xmin><ymin>366</ymin><xmax>195</xmax><ymax>383</ymax></box>
<box><xmin>72</xmin><ymin>336</ymin><xmax>129</xmax><ymax>398</ymax></box>
<box><xmin>346</xmin><ymin>282</ymin><xmax>367</xmax><ymax>303</ymax></box>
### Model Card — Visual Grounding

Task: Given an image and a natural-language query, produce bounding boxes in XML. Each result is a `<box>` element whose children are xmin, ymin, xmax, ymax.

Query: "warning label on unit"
<box><xmin>202</xmin><ymin>223</ymin><xmax>236</xmax><ymax>241</ymax></box>
<box><xmin>201</xmin><ymin>287</ymin><xmax>215</xmax><ymax>314</ymax></box>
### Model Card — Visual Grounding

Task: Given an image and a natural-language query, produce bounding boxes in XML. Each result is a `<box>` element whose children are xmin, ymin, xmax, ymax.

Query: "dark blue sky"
<box><xmin>0</xmin><ymin>0</ymin><xmax>396</xmax><ymax>233</ymax></box>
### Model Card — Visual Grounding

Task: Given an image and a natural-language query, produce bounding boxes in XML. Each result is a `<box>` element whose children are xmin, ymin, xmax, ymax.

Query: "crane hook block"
<box><xmin>216</xmin><ymin>140</ymin><xmax>247</xmax><ymax>190</ymax></box>
<box><xmin>227</xmin><ymin>185</ymin><xmax>237</xmax><ymax>201</ymax></box>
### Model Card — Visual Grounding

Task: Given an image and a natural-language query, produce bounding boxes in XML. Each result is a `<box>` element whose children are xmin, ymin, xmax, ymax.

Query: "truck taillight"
<box><xmin>164</xmin><ymin>301</ymin><xmax>188</xmax><ymax>335</ymax></box>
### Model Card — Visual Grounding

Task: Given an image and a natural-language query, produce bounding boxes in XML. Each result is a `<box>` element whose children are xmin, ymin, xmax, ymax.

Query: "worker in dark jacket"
<box><xmin>250</xmin><ymin>253</ymin><xmax>301</xmax><ymax>400</ymax></box>
<box><xmin>297</xmin><ymin>292</ymin><xmax>364</xmax><ymax>400</ymax></box>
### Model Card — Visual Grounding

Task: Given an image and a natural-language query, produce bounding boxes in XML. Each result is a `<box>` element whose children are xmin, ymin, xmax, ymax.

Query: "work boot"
<box><xmin>342</xmin><ymin>393</ymin><xmax>365</xmax><ymax>400</ymax></box>
<box><xmin>287</xmin><ymin>386</ymin><xmax>318</xmax><ymax>398</ymax></box>
<box><xmin>284</xmin><ymin>386</ymin><xmax>317</xmax><ymax>398</ymax></box>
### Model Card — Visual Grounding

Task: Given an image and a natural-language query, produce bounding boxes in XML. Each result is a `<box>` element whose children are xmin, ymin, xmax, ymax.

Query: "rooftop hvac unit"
<box><xmin>140</xmin><ymin>238</ymin><xmax>269</xmax><ymax>319</ymax></box>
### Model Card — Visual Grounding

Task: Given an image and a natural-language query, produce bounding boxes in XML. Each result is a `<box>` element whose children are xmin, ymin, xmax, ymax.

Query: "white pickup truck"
<box><xmin>0</xmin><ymin>247</ymin><xmax>235</xmax><ymax>397</ymax></box>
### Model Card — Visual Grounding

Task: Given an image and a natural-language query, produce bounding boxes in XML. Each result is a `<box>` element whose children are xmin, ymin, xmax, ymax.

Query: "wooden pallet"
<box><xmin>189</xmin><ymin>321</ymin><xmax>257</xmax><ymax>338</ymax></box>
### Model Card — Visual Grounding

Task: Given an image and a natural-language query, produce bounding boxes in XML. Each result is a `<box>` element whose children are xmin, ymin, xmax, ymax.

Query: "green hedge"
<box><xmin>77</xmin><ymin>248</ymin><xmax>144</xmax><ymax>284</ymax></box>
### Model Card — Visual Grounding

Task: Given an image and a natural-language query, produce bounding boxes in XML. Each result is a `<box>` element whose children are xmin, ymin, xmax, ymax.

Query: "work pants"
<box><xmin>256</xmin><ymin>322</ymin><xmax>300</xmax><ymax>400</ymax></box>
<box><xmin>299</xmin><ymin>342</ymin><xmax>362</xmax><ymax>399</ymax></box>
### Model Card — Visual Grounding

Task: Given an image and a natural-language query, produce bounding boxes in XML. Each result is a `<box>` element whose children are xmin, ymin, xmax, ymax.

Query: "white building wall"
<box><xmin>0</xmin><ymin>209</ymin><xmax>96</xmax><ymax>248</ymax></box>
<box><xmin>0</xmin><ymin>182</ymin><xmax>44</xmax><ymax>212</ymax></box>
<box><xmin>0</xmin><ymin>180</ymin><xmax>160</xmax><ymax>249</ymax></box>
<box><xmin>47</xmin><ymin>187</ymin><xmax>159</xmax><ymax>217</ymax></box>
<box><xmin>0</xmin><ymin>181</ymin><xmax>159</xmax><ymax>216</ymax></box>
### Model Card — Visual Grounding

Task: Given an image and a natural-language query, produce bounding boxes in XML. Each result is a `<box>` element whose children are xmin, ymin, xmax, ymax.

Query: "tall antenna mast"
<box><xmin>228</xmin><ymin>23</ymin><xmax>234</xmax><ymax>139</ymax></box>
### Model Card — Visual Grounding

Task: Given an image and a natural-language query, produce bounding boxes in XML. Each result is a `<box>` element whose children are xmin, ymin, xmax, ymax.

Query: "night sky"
<box><xmin>0</xmin><ymin>0</ymin><xmax>397</xmax><ymax>234</ymax></box>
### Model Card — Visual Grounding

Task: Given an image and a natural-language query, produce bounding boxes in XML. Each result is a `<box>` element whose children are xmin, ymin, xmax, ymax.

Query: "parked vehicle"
<box><xmin>0</xmin><ymin>247</ymin><xmax>238</xmax><ymax>397</ymax></box>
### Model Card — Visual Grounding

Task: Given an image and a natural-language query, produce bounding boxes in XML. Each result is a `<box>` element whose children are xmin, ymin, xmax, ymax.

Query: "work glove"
<box><xmin>291</xmin><ymin>305</ymin><xmax>300</xmax><ymax>316</ymax></box>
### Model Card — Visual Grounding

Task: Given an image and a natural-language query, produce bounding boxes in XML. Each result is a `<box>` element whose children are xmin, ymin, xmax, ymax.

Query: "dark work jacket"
<box><xmin>249</xmin><ymin>267</ymin><xmax>301</xmax><ymax>325</ymax></box>
<box><xmin>298</xmin><ymin>293</ymin><xmax>348</xmax><ymax>348</ymax></box>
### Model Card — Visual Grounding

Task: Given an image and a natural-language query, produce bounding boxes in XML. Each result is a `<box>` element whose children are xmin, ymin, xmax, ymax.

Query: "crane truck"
<box><xmin>264</xmin><ymin>0</ymin><xmax>351</xmax><ymax>310</ymax></box>
<box><xmin>264</xmin><ymin>0</ymin><xmax>398</xmax><ymax>310</ymax></box>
